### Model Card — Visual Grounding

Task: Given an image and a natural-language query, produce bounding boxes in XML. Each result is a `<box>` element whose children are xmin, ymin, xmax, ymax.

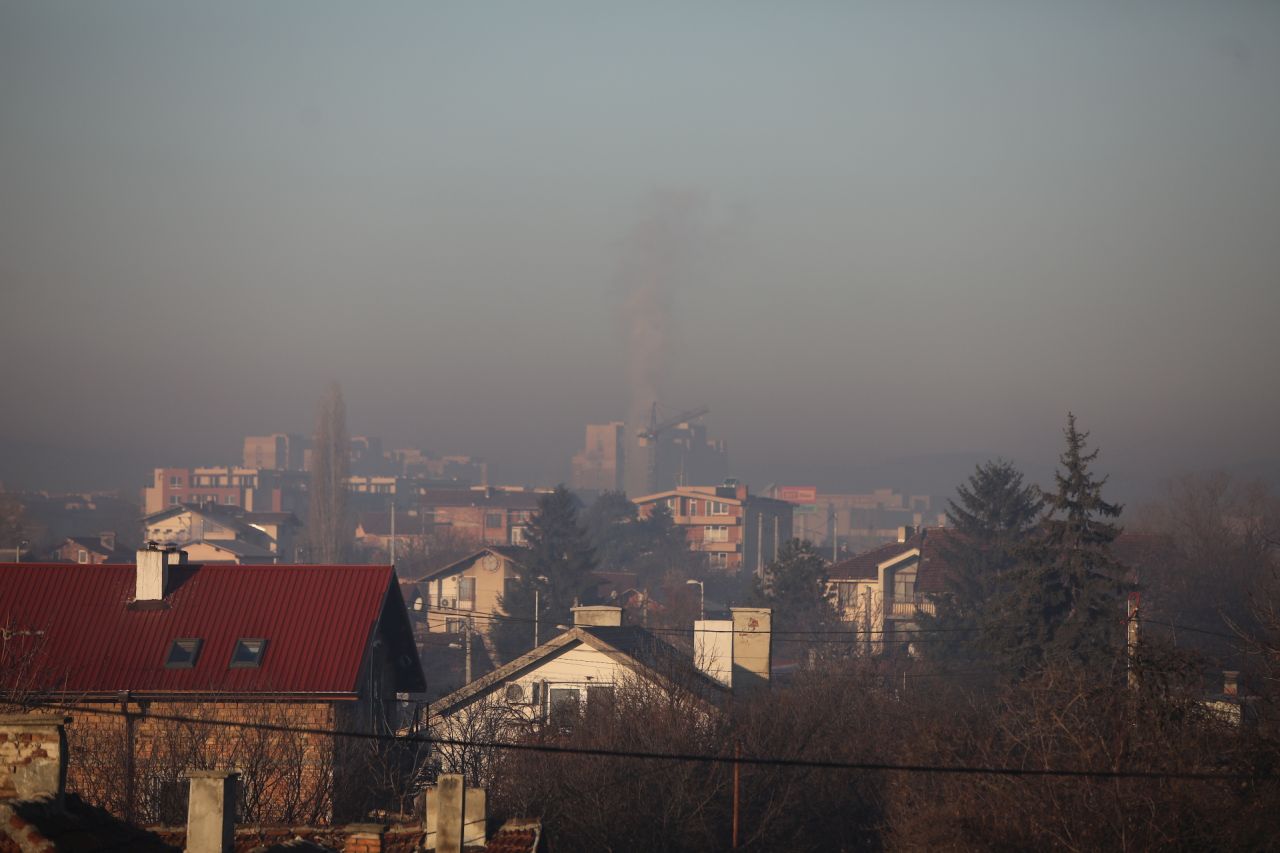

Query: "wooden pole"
<box><xmin>732</xmin><ymin>741</ymin><xmax>741</xmax><ymax>848</ymax></box>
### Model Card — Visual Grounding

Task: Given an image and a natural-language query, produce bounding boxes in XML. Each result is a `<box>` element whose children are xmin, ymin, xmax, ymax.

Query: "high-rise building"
<box><xmin>570</xmin><ymin>422</ymin><xmax>626</xmax><ymax>493</ymax></box>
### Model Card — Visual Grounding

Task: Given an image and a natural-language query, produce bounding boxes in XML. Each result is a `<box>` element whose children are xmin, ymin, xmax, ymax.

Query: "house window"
<box><xmin>77</xmin><ymin>549</ymin><xmax>89</xmax><ymax>564</ymax></box>
<box><xmin>710</xmin><ymin>552</ymin><xmax>728</xmax><ymax>569</ymax></box>
<box><xmin>229</xmin><ymin>638</ymin><xmax>267</xmax><ymax>668</ymax></box>
<box><xmin>893</xmin><ymin>569</ymin><xmax>916</xmax><ymax>602</ymax></box>
<box><xmin>165</xmin><ymin>638</ymin><xmax>203</xmax><ymax>669</ymax></box>
<box><xmin>225</xmin><ymin>495</ymin><xmax>236</xmax><ymax>505</ymax></box>
<box><xmin>169</xmin><ymin>475</ymin><xmax>181</xmax><ymax>487</ymax></box>
<box><xmin>705</xmin><ymin>525</ymin><xmax>729</xmax><ymax>543</ymax></box>
<box><xmin>445</xmin><ymin>618</ymin><xmax>465</xmax><ymax>634</ymax></box>
<box><xmin>458</xmin><ymin>577</ymin><xmax>476</xmax><ymax>607</ymax></box>
<box><xmin>711</xmin><ymin>501</ymin><xmax>729</xmax><ymax>516</ymax></box>
<box><xmin>169</xmin><ymin>496</ymin><xmax>180</xmax><ymax>506</ymax></box>
<box><xmin>484</xmin><ymin>512</ymin><xmax>503</xmax><ymax>528</ymax></box>
<box><xmin>665</xmin><ymin>497</ymin><xmax>678</xmax><ymax>512</ymax></box>
<box><xmin>549</xmin><ymin>688</ymin><xmax>580</xmax><ymax>727</ymax></box>
<box><xmin>510</xmin><ymin>526</ymin><xmax>528</xmax><ymax>545</ymax></box>
<box><xmin>687</xmin><ymin>499</ymin><xmax>699</xmax><ymax>516</ymax></box>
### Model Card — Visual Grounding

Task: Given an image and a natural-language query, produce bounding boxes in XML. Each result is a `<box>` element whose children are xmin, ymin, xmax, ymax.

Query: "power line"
<box><xmin>33</xmin><ymin>701</ymin><xmax>1262</xmax><ymax>784</ymax></box>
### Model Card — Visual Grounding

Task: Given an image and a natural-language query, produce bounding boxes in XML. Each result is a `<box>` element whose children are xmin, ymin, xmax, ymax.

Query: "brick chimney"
<box><xmin>572</xmin><ymin>605</ymin><xmax>623</xmax><ymax>627</ymax></box>
<box><xmin>183</xmin><ymin>769</ymin><xmax>238</xmax><ymax>853</ymax></box>
<box><xmin>897</xmin><ymin>526</ymin><xmax>915</xmax><ymax>543</ymax></box>
<box><xmin>0</xmin><ymin>715</ymin><xmax>70</xmax><ymax>802</ymax></box>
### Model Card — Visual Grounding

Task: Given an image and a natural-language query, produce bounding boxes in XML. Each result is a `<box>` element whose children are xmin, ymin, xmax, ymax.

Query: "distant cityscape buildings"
<box><xmin>571</xmin><ymin>406</ymin><xmax>728</xmax><ymax>498</ymax></box>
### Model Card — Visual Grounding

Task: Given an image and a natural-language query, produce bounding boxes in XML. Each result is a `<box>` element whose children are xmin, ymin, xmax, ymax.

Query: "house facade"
<box><xmin>141</xmin><ymin>503</ymin><xmax>298</xmax><ymax>564</ymax></box>
<box><xmin>427</xmin><ymin>606</ymin><xmax>770</xmax><ymax>773</ymax></box>
<box><xmin>0</xmin><ymin>548</ymin><xmax>425</xmax><ymax>823</ymax></box>
<box><xmin>418</xmin><ymin>546</ymin><xmax>528</xmax><ymax>637</ymax></box>
<box><xmin>417</xmin><ymin>488</ymin><xmax>548</xmax><ymax>547</ymax></box>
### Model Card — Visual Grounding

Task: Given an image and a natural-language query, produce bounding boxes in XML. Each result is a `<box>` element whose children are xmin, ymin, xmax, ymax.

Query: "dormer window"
<box><xmin>230</xmin><ymin>638</ymin><xmax>267</xmax><ymax>668</ymax></box>
<box><xmin>165</xmin><ymin>638</ymin><xmax>202</xmax><ymax>668</ymax></box>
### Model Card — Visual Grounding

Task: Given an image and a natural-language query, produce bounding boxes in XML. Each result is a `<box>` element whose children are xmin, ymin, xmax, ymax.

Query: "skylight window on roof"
<box><xmin>165</xmin><ymin>638</ymin><xmax>202</xmax><ymax>669</ymax></box>
<box><xmin>230</xmin><ymin>638</ymin><xmax>267</xmax><ymax>668</ymax></box>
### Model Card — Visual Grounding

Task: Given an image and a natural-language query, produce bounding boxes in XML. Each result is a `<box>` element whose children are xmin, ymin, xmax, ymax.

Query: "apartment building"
<box><xmin>634</xmin><ymin>481</ymin><xmax>793</xmax><ymax>576</ymax></box>
<box><xmin>143</xmin><ymin>466</ymin><xmax>306</xmax><ymax>515</ymax></box>
<box><xmin>418</xmin><ymin>487</ymin><xmax>549</xmax><ymax>547</ymax></box>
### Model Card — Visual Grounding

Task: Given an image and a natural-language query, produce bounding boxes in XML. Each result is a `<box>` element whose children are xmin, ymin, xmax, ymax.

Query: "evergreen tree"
<box><xmin>494</xmin><ymin>486</ymin><xmax>598</xmax><ymax>661</ymax></box>
<box><xmin>752</xmin><ymin>539</ymin><xmax>835</xmax><ymax>633</ymax></box>
<box><xmin>994</xmin><ymin>414</ymin><xmax>1127</xmax><ymax>674</ymax></box>
<box><xmin>581</xmin><ymin>493</ymin><xmax>700</xmax><ymax>586</ymax></box>
<box><xmin>920</xmin><ymin>460</ymin><xmax>1042</xmax><ymax>663</ymax></box>
<box><xmin>307</xmin><ymin>381</ymin><xmax>350</xmax><ymax>563</ymax></box>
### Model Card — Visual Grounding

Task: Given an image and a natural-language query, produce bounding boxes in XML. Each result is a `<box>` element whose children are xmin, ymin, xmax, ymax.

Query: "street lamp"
<box><xmin>533</xmin><ymin>575</ymin><xmax>549</xmax><ymax>647</ymax></box>
<box><xmin>686</xmin><ymin>579</ymin><xmax>705</xmax><ymax>621</ymax></box>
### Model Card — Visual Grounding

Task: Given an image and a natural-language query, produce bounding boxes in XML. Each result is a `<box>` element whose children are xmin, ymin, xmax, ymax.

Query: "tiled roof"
<box><xmin>429</xmin><ymin>624</ymin><xmax>727</xmax><ymax>718</ymax></box>
<box><xmin>0</xmin><ymin>562</ymin><xmax>425</xmax><ymax>696</ymax></box>
<box><xmin>827</xmin><ymin>528</ymin><xmax>960</xmax><ymax>593</ymax></box>
<box><xmin>485</xmin><ymin>819</ymin><xmax>541</xmax><ymax>853</ymax></box>
<box><xmin>419</xmin><ymin>547</ymin><xmax>528</xmax><ymax>582</ymax></box>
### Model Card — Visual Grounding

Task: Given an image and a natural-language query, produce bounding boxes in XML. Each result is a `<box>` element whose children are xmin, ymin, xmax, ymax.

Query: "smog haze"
<box><xmin>3</xmin><ymin>1</ymin><xmax>1279</xmax><ymax>499</ymax></box>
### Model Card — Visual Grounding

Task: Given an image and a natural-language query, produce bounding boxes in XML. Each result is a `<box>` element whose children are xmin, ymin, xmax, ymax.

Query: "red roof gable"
<box><xmin>0</xmin><ymin>562</ymin><xmax>417</xmax><ymax>697</ymax></box>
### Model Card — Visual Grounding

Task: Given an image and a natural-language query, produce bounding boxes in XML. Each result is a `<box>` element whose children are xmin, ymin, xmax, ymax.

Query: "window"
<box><xmin>165</xmin><ymin>638</ymin><xmax>202</xmax><ymax>668</ymax></box>
<box><xmin>666</xmin><ymin>497</ymin><xmax>678</xmax><ymax>512</ymax></box>
<box><xmin>687</xmin><ymin>499</ymin><xmax>699</xmax><ymax>516</ymax></box>
<box><xmin>458</xmin><ymin>577</ymin><xmax>476</xmax><ymax>607</ymax></box>
<box><xmin>229</xmin><ymin>638</ymin><xmax>267</xmax><ymax>668</ymax></box>
<box><xmin>711</xmin><ymin>501</ymin><xmax>729</xmax><ymax>516</ymax></box>
<box><xmin>504</xmin><ymin>577</ymin><xmax>519</xmax><ymax>602</ymax></box>
<box><xmin>411</xmin><ymin>595</ymin><xmax>424</xmax><ymax>611</ymax></box>
<box><xmin>510</xmin><ymin>526</ymin><xmax>528</xmax><ymax>545</ymax></box>
<box><xmin>169</xmin><ymin>495</ymin><xmax>180</xmax><ymax>506</ymax></box>
<box><xmin>445</xmin><ymin>618</ymin><xmax>465</xmax><ymax>634</ymax></box>
<box><xmin>549</xmin><ymin>688</ymin><xmax>580</xmax><ymax>727</ymax></box>
<box><xmin>77</xmin><ymin>549</ymin><xmax>89</xmax><ymax>564</ymax></box>
<box><xmin>705</xmin><ymin>525</ymin><xmax>729</xmax><ymax>543</ymax></box>
<box><xmin>224</xmin><ymin>495</ymin><xmax>236</xmax><ymax>505</ymax></box>
<box><xmin>837</xmin><ymin>583</ymin><xmax>858</xmax><ymax>610</ymax></box>
<box><xmin>893</xmin><ymin>569</ymin><xmax>916</xmax><ymax>603</ymax></box>
<box><xmin>710</xmin><ymin>552</ymin><xmax>728</xmax><ymax>569</ymax></box>
<box><xmin>484</xmin><ymin>512</ymin><xmax>503</xmax><ymax>528</ymax></box>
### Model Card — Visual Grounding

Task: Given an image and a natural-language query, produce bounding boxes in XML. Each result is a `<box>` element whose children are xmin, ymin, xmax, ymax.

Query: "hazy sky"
<box><xmin>2</xmin><ymin>1</ymin><xmax>1278</xmax><ymax>499</ymax></box>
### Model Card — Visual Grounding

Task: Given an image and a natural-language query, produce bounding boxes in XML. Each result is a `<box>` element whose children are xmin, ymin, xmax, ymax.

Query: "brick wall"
<box><xmin>61</xmin><ymin>700</ymin><xmax>343</xmax><ymax>825</ymax></box>
<box><xmin>0</xmin><ymin>715</ymin><xmax>68</xmax><ymax>801</ymax></box>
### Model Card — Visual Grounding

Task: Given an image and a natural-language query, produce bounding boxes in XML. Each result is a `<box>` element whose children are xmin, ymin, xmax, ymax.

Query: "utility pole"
<box><xmin>533</xmin><ymin>587</ymin><xmax>539</xmax><ymax>648</ymax></box>
<box><xmin>732</xmin><ymin>741</ymin><xmax>741</xmax><ymax>848</ymax></box>
<box><xmin>390</xmin><ymin>500</ymin><xmax>396</xmax><ymax>565</ymax></box>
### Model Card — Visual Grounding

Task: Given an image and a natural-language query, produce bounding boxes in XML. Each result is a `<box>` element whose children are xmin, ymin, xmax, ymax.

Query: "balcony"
<box><xmin>888</xmin><ymin>595</ymin><xmax>936</xmax><ymax>619</ymax></box>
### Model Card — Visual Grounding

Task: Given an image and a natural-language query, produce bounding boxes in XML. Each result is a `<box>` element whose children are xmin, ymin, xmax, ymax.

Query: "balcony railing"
<box><xmin>889</xmin><ymin>595</ymin><xmax>936</xmax><ymax>618</ymax></box>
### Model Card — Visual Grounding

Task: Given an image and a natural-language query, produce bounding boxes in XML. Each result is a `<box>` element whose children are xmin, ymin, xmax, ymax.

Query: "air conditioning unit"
<box><xmin>439</xmin><ymin>598</ymin><xmax>455</xmax><ymax>609</ymax></box>
<box><xmin>504</xmin><ymin>682</ymin><xmax>529</xmax><ymax>705</ymax></box>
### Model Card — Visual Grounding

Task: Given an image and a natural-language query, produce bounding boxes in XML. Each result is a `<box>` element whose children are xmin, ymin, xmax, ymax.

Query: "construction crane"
<box><xmin>636</xmin><ymin>403</ymin><xmax>710</xmax><ymax>493</ymax></box>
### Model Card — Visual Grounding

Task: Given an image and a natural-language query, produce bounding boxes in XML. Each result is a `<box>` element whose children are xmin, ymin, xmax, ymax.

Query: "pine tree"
<box><xmin>307</xmin><ymin>381</ymin><xmax>350</xmax><ymax>563</ymax></box>
<box><xmin>920</xmin><ymin>460</ymin><xmax>1042</xmax><ymax>663</ymax></box>
<box><xmin>494</xmin><ymin>486</ymin><xmax>598</xmax><ymax>661</ymax></box>
<box><xmin>995</xmin><ymin>414</ymin><xmax>1127</xmax><ymax>674</ymax></box>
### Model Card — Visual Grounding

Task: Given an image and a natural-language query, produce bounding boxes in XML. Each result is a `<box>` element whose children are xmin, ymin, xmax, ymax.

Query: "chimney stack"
<box><xmin>897</xmin><ymin>526</ymin><xmax>915</xmax><ymax>543</ymax></box>
<box><xmin>1224</xmin><ymin>670</ymin><xmax>1240</xmax><ymax>697</ymax></box>
<box><xmin>183</xmin><ymin>770</ymin><xmax>238</xmax><ymax>853</ymax></box>
<box><xmin>0</xmin><ymin>715</ymin><xmax>70</xmax><ymax>802</ymax></box>
<box><xmin>136</xmin><ymin>545</ymin><xmax>168</xmax><ymax>602</ymax></box>
<box><xmin>694</xmin><ymin>620</ymin><xmax>734</xmax><ymax>687</ymax></box>
<box><xmin>730</xmin><ymin>607</ymin><xmax>772</xmax><ymax>692</ymax></box>
<box><xmin>572</xmin><ymin>605</ymin><xmax>623</xmax><ymax>627</ymax></box>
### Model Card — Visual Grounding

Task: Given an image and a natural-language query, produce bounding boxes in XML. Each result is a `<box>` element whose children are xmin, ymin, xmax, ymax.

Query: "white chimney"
<box><xmin>136</xmin><ymin>546</ymin><xmax>168</xmax><ymax>601</ymax></box>
<box><xmin>731</xmin><ymin>607</ymin><xmax>772</xmax><ymax>692</ymax></box>
<box><xmin>183</xmin><ymin>769</ymin><xmax>238</xmax><ymax>853</ymax></box>
<box><xmin>572</xmin><ymin>605</ymin><xmax>623</xmax><ymax>627</ymax></box>
<box><xmin>694</xmin><ymin>620</ymin><xmax>733</xmax><ymax>688</ymax></box>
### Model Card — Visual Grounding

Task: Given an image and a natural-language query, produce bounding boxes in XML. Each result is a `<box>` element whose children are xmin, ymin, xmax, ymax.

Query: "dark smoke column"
<box><xmin>308</xmin><ymin>381</ymin><xmax>351</xmax><ymax>563</ymax></box>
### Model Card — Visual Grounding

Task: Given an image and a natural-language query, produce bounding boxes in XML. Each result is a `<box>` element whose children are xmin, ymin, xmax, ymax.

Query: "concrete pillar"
<box><xmin>183</xmin><ymin>769</ymin><xmax>238</xmax><ymax>853</ymax></box>
<box><xmin>0</xmin><ymin>715</ymin><xmax>70</xmax><ymax>802</ymax></box>
<box><xmin>436</xmin><ymin>773</ymin><xmax>465</xmax><ymax>853</ymax></box>
<box><xmin>425</xmin><ymin>782</ymin><xmax>487</xmax><ymax>850</ymax></box>
<box><xmin>730</xmin><ymin>608</ymin><xmax>772</xmax><ymax>693</ymax></box>
<box><xmin>571</xmin><ymin>605</ymin><xmax>623</xmax><ymax>627</ymax></box>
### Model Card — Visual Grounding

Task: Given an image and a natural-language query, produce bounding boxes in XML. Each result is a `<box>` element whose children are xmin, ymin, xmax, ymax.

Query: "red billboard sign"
<box><xmin>776</xmin><ymin>486</ymin><xmax>818</xmax><ymax>504</ymax></box>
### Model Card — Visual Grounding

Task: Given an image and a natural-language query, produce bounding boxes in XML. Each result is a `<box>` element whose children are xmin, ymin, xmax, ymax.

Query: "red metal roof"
<box><xmin>0</xmin><ymin>562</ymin><xmax>400</xmax><ymax>697</ymax></box>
